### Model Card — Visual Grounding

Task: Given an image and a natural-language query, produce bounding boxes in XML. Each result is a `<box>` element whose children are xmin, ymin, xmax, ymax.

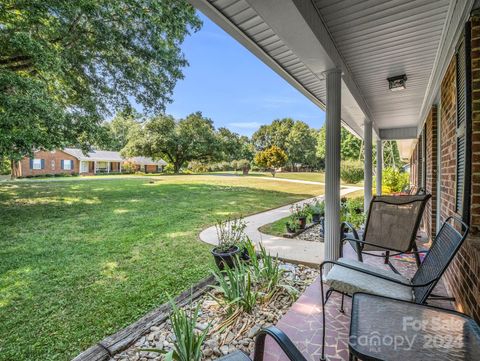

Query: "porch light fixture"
<box><xmin>387</xmin><ymin>74</ymin><xmax>407</xmax><ymax>91</ymax></box>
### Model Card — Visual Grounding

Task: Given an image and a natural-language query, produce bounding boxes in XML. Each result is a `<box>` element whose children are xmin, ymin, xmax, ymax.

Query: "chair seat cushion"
<box><xmin>324</xmin><ymin>258</ymin><xmax>414</xmax><ymax>301</ymax></box>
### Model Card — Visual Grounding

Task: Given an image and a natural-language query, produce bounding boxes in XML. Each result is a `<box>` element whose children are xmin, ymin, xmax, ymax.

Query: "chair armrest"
<box><xmin>341</xmin><ymin>222</ymin><xmax>359</xmax><ymax>240</ymax></box>
<box><xmin>253</xmin><ymin>326</ymin><xmax>307</xmax><ymax>361</ymax></box>
<box><xmin>319</xmin><ymin>260</ymin><xmax>437</xmax><ymax>288</ymax></box>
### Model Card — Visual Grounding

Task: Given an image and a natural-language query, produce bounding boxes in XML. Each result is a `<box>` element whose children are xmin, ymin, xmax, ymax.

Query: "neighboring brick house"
<box><xmin>409</xmin><ymin>13</ymin><xmax>480</xmax><ymax>322</ymax></box>
<box><xmin>18</xmin><ymin>148</ymin><xmax>167</xmax><ymax>177</ymax></box>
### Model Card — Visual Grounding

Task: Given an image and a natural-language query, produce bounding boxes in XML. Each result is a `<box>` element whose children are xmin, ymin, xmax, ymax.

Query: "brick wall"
<box><xmin>19</xmin><ymin>150</ymin><xmax>79</xmax><ymax>176</ymax></box>
<box><xmin>423</xmin><ymin>106</ymin><xmax>438</xmax><ymax>237</ymax></box>
<box><xmin>441</xmin><ymin>17</ymin><xmax>480</xmax><ymax>323</ymax></box>
<box><xmin>408</xmin><ymin>16</ymin><xmax>480</xmax><ymax>323</ymax></box>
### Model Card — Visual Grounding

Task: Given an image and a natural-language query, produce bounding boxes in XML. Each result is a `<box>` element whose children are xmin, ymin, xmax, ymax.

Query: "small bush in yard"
<box><xmin>382</xmin><ymin>167</ymin><xmax>409</xmax><ymax>193</ymax></box>
<box><xmin>341</xmin><ymin>197</ymin><xmax>365</xmax><ymax>228</ymax></box>
<box><xmin>340</xmin><ymin>160</ymin><xmax>364</xmax><ymax>184</ymax></box>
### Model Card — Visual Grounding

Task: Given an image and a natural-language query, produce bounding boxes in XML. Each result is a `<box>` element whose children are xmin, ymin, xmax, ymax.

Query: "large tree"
<box><xmin>95</xmin><ymin>108</ymin><xmax>141</xmax><ymax>151</ymax></box>
<box><xmin>216</xmin><ymin>127</ymin><xmax>255</xmax><ymax>162</ymax></box>
<box><xmin>252</xmin><ymin>118</ymin><xmax>318</xmax><ymax>168</ymax></box>
<box><xmin>252</xmin><ymin>118</ymin><xmax>294</xmax><ymax>151</ymax></box>
<box><xmin>316</xmin><ymin>125</ymin><xmax>362</xmax><ymax>162</ymax></box>
<box><xmin>123</xmin><ymin>112</ymin><xmax>218</xmax><ymax>173</ymax></box>
<box><xmin>0</xmin><ymin>0</ymin><xmax>201</xmax><ymax>177</ymax></box>
<box><xmin>286</xmin><ymin>121</ymin><xmax>318</xmax><ymax>169</ymax></box>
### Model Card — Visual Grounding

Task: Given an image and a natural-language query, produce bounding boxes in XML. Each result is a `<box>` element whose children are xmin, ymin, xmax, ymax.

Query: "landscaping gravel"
<box><xmin>296</xmin><ymin>223</ymin><xmax>324</xmax><ymax>242</ymax></box>
<box><xmin>112</xmin><ymin>263</ymin><xmax>319</xmax><ymax>361</ymax></box>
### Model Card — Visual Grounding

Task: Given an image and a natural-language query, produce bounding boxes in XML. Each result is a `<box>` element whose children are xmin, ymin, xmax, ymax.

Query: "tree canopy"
<box><xmin>254</xmin><ymin>145</ymin><xmax>288</xmax><ymax>177</ymax></box>
<box><xmin>95</xmin><ymin>108</ymin><xmax>141</xmax><ymax>151</ymax></box>
<box><xmin>216</xmin><ymin>127</ymin><xmax>255</xmax><ymax>162</ymax></box>
<box><xmin>122</xmin><ymin>112</ymin><xmax>218</xmax><ymax>173</ymax></box>
<box><xmin>316</xmin><ymin>125</ymin><xmax>362</xmax><ymax>161</ymax></box>
<box><xmin>252</xmin><ymin>118</ymin><xmax>318</xmax><ymax>169</ymax></box>
<box><xmin>0</xmin><ymin>0</ymin><xmax>200</xmax><ymax>172</ymax></box>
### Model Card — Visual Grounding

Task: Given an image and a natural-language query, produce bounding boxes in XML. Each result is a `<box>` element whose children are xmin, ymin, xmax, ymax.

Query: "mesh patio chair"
<box><xmin>342</xmin><ymin>194</ymin><xmax>431</xmax><ymax>271</ymax></box>
<box><xmin>319</xmin><ymin>216</ymin><xmax>469</xmax><ymax>361</ymax></box>
<box><xmin>216</xmin><ymin>326</ymin><xmax>307</xmax><ymax>361</ymax></box>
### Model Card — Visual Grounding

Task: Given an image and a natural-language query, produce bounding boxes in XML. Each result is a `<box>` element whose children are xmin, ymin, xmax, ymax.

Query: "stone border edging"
<box><xmin>72</xmin><ymin>275</ymin><xmax>215</xmax><ymax>361</ymax></box>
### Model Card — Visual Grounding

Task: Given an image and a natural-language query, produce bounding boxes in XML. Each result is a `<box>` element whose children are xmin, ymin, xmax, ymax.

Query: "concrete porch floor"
<box><xmin>262</xmin><ymin>237</ymin><xmax>455</xmax><ymax>361</ymax></box>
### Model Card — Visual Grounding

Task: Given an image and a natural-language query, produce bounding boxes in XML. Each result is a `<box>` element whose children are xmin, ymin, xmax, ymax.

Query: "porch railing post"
<box><xmin>364</xmin><ymin>119</ymin><xmax>373</xmax><ymax>211</ymax></box>
<box><xmin>376</xmin><ymin>139</ymin><xmax>383</xmax><ymax>195</ymax></box>
<box><xmin>323</xmin><ymin>68</ymin><xmax>342</xmax><ymax>273</ymax></box>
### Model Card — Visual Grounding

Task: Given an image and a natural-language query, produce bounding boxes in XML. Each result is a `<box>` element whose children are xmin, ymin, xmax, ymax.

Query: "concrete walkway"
<box><xmin>199</xmin><ymin>185</ymin><xmax>362</xmax><ymax>265</ymax></box>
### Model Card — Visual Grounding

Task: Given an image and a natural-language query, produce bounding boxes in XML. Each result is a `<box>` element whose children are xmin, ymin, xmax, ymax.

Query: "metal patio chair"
<box><xmin>319</xmin><ymin>216</ymin><xmax>469</xmax><ymax>361</ymax></box>
<box><xmin>216</xmin><ymin>326</ymin><xmax>307</xmax><ymax>361</ymax></box>
<box><xmin>342</xmin><ymin>194</ymin><xmax>431</xmax><ymax>270</ymax></box>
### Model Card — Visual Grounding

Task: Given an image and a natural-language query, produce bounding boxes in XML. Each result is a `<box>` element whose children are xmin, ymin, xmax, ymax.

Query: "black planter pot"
<box><xmin>240</xmin><ymin>246</ymin><xmax>250</xmax><ymax>261</ymax></box>
<box><xmin>211</xmin><ymin>245</ymin><xmax>241</xmax><ymax>270</ymax></box>
<box><xmin>312</xmin><ymin>213</ymin><xmax>322</xmax><ymax>223</ymax></box>
<box><xmin>298</xmin><ymin>216</ymin><xmax>307</xmax><ymax>229</ymax></box>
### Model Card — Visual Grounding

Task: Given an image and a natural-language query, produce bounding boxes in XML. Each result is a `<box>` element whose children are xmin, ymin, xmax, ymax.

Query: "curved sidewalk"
<box><xmin>199</xmin><ymin>185</ymin><xmax>362</xmax><ymax>265</ymax></box>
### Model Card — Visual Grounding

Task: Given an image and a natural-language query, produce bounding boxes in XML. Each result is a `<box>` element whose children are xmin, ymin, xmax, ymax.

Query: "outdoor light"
<box><xmin>387</xmin><ymin>74</ymin><xmax>407</xmax><ymax>91</ymax></box>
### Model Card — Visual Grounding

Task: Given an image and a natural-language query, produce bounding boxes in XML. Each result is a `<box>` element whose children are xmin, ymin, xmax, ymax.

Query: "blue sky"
<box><xmin>164</xmin><ymin>12</ymin><xmax>325</xmax><ymax>136</ymax></box>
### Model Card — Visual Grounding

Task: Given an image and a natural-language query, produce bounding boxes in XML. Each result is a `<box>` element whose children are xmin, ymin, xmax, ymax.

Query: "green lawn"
<box><xmin>0</xmin><ymin>175</ymin><xmax>324</xmax><ymax>361</ymax></box>
<box><xmin>208</xmin><ymin>171</ymin><xmax>364</xmax><ymax>185</ymax></box>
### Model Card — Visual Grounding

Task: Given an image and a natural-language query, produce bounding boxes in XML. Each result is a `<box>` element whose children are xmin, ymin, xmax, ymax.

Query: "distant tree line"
<box><xmin>93</xmin><ymin>112</ymin><xmax>404</xmax><ymax>175</ymax></box>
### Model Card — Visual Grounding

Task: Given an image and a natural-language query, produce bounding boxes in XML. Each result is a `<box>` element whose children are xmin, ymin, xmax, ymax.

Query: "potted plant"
<box><xmin>211</xmin><ymin>217</ymin><xmax>247</xmax><ymax>269</ymax></box>
<box><xmin>309</xmin><ymin>199</ymin><xmax>325</xmax><ymax>223</ymax></box>
<box><xmin>285</xmin><ymin>215</ymin><xmax>299</xmax><ymax>233</ymax></box>
<box><xmin>288</xmin><ymin>204</ymin><xmax>308</xmax><ymax>230</ymax></box>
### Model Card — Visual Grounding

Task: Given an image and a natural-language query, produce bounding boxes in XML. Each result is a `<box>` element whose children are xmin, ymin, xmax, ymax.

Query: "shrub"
<box><xmin>340</xmin><ymin>160</ymin><xmax>364</xmax><ymax>184</ymax></box>
<box><xmin>164</xmin><ymin>163</ymin><xmax>175</xmax><ymax>174</ymax></box>
<box><xmin>305</xmin><ymin>198</ymin><xmax>325</xmax><ymax>216</ymax></box>
<box><xmin>341</xmin><ymin>197</ymin><xmax>365</xmax><ymax>228</ymax></box>
<box><xmin>382</xmin><ymin>167</ymin><xmax>409</xmax><ymax>193</ymax></box>
<box><xmin>122</xmin><ymin>160</ymin><xmax>136</xmax><ymax>174</ymax></box>
<box><xmin>237</xmin><ymin>159</ymin><xmax>250</xmax><ymax>174</ymax></box>
<box><xmin>0</xmin><ymin>158</ymin><xmax>11</xmax><ymax>175</ymax></box>
<box><xmin>188</xmin><ymin>161</ymin><xmax>209</xmax><ymax>173</ymax></box>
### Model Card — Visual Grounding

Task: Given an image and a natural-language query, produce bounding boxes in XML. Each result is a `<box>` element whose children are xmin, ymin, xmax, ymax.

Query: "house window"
<box><xmin>61</xmin><ymin>160</ymin><xmax>73</xmax><ymax>170</ymax></box>
<box><xmin>455</xmin><ymin>22</ymin><xmax>472</xmax><ymax>223</ymax></box>
<box><xmin>32</xmin><ymin>159</ymin><xmax>43</xmax><ymax>170</ymax></box>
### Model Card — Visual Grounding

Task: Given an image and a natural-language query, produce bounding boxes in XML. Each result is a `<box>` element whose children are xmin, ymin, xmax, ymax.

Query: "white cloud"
<box><xmin>228</xmin><ymin>122</ymin><xmax>263</xmax><ymax>129</ymax></box>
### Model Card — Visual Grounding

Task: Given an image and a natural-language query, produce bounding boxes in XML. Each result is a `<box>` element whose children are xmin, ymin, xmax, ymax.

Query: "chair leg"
<box><xmin>384</xmin><ymin>250</ymin><xmax>390</xmax><ymax>264</ymax></box>
<box><xmin>339</xmin><ymin>293</ymin><xmax>345</xmax><ymax>313</ymax></box>
<box><xmin>412</xmin><ymin>243</ymin><xmax>422</xmax><ymax>267</ymax></box>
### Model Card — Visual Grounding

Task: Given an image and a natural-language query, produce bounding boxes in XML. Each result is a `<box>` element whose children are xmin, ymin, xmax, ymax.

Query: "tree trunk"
<box><xmin>271</xmin><ymin>169</ymin><xmax>276</xmax><ymax>177</ymax></box>
<box><xmin>10</xmin><ymin>160</ymin><xmax>19</xmax><ymax>179</ymax></box>
<box><xmin>174</xmin><ymin>162</ymin><xmax>181</xmax><ymax>174</ymax></box>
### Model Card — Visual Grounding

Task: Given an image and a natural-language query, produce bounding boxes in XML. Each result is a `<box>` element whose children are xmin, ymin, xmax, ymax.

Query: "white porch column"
<box><xmin>376</xmin><ymin>139</ymin><xmax>383</xmax><ymax>195</ymax></box>
<box><xmin>94</xmin><ymin>161</ymin><xmax>97</xmax><ymax>174</ymax></box>
<box><xmin>364</xmin><ymin>119</ymin><xmax>373</xmax><ymax>211</ymax></box>
<box><xmin>324</xmin><ymin>69</ymin><xmax>342</xmax><ymax>272</ymax></box>
<box><xmin>107</xmin><ymin>162</ymin><xmax>111</xmax><ymax>173</ymax></box>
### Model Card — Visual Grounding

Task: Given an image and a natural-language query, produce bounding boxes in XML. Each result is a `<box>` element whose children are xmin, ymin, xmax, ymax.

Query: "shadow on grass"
<box><xmin>0</xmin><ymin>179</ymin><xmax>312</xmax><ymax>361</ymax></box>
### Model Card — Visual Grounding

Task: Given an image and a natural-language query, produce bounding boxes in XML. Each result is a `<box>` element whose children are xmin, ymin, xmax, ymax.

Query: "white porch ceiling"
<box><xmin>313</xmin><ymin>0</ymin><xmax>450</xmax><ymax>130</ymax></box>
<box><xmin>190</xmin><ymin>0</ymin><xmax>473</xmax><ymax>139</ymax></box>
